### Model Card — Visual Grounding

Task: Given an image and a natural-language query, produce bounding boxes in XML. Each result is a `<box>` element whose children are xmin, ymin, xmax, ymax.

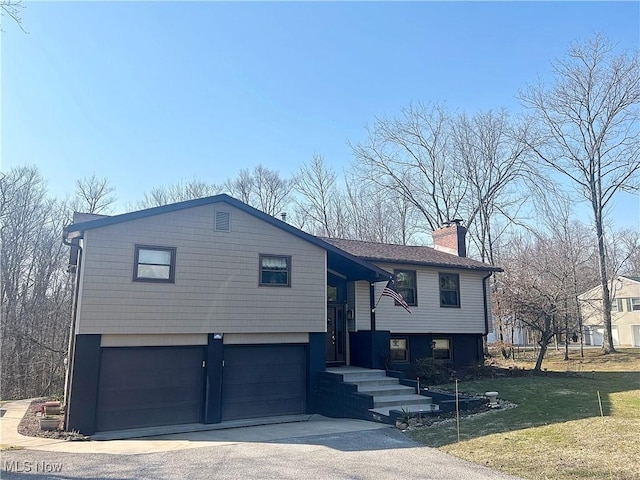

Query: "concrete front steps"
<box><xmin>326</xmin><ymin>366</ymin><xmax>438</xmax><ymax>423</ymax></box>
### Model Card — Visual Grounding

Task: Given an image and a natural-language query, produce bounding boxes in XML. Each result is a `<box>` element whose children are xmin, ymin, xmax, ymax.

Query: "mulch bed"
<box><xmin>17</xmin><ymin>398</ymin><xmax>87</xmax><ymax>440</ymax></box>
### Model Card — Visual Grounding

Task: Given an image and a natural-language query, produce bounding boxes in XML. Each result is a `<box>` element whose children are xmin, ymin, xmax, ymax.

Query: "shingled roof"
<box><xmin>320</xmin><ymin>237</ymin><xmax>501</xmax><ymax>272</ymax></box>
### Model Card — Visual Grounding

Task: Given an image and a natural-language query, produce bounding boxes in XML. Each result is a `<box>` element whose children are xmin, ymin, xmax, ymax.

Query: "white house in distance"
<box><xmin>62</xmin><ymin>194</ymin><xmax>499</xmax><ymax>435</ymax></box>
<box><xmin>578</xmin><ymin>275</ymin><xmax>640</xmax><ymax>347</ymax></box>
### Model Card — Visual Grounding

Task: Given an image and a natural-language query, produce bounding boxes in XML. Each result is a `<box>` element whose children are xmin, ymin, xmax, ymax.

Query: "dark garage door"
<box><xmin>96</xmin><ymin>347</ymin><xmax>204</xmax><ymax>432</ymax></box>
<box><xmin>221</xmin><ymin>345</ymin><xmax>307</xmax><ymax>421</ymax></box>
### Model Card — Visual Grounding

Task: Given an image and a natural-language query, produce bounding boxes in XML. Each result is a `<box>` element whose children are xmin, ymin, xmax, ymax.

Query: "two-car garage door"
<box><xmin>95</xmin><ymin>344</ymin><xmax>307</xmax><ymax>432</ymax></box>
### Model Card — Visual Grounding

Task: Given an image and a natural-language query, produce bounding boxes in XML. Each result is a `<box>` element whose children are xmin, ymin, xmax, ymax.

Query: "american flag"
<box><xmin>382</xmin><ymin>279</ymin><xmax>412</xmax><ymax>314</ymax></box>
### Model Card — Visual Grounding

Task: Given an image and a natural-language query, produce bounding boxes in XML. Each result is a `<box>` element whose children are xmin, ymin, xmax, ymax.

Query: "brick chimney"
<box><xmin>432</xmin><ymin>219</ymin><xmax>467</xmax><ymax>257</ymax></box>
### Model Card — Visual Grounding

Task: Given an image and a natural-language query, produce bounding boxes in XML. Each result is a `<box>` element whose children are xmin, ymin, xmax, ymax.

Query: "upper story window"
<box><xmin>395</xmin><ymin>270</ymin><xmax>417</xmax><ymax>306</ymax></box>
<box><xmin>630</xmin><ymin>298</ymin><xmax>640</xmax><ymax>311</ymax></box>
<box><xmin>259</xmin><ymin>255</ymin><xmax>291</xmax><ymax>287</ymax></box>
<box><xmin>134</xmin><ymin>245</ymin><xmax>176</xmax><ymax>283</ymax></box>
<box><xmin>439</xmin><ymin>273</ymin><xmax>460</xmax><ymax>308</ymax></box>
<box><xmin>611</xmin><ymin>298</ymin><xmax>624</xmax><ymax>312</ymax></box>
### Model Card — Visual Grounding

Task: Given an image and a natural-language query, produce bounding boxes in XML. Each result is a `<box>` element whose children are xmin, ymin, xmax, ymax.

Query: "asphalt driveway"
<box><xmin>1</xmin><ymin>426</ymin><xmax>520</xmax><ymax>480</ymax></box>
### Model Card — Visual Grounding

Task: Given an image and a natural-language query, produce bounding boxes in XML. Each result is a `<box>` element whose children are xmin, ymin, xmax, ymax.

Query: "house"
<box><xmin>62</xmin><ymin>194</ymin><xmax>499</xmax><ymax>435</ymax></box>
<box><xmin>578</xmin><ymin>275</ymin><xmax>640</xmax><ymax>347</ymax></box>
<box><xmin>322</xmin><ymin>232</ymin><xmax>500</xmax><ymax>369</ymax></box>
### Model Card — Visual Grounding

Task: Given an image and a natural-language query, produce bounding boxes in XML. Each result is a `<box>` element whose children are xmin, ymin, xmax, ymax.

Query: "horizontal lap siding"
<box><xmin>354</xmin><ymin>281</ymin><xmax>371</xmax><ymax>330</ymax></box>
<box><xmin>580</xmin><ymin>280</ymin><xmax>640</xmax><ymax>346</ymax></box>
<box><xmin>365</xmin><ymin>263</ymin><xmax>487</xmax><ymax>334</ymax></box>
<box><xmin>76</xmin><ymin>204</ymin><xmax>326</xmax><ymax>335</ymax></box>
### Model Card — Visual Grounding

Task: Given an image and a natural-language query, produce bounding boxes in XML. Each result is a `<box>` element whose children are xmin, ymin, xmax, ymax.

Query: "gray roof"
<box><xmin>320</xmin><ymin>237</ymin><xmax>501</xmax><ymax>272</ymax></box>
<box><xmin>621</xmin><ymin>275</ymin><xmax>640</xmax><ymax>283</ymax></box>
<box><xmin>73</xmin><ymin>212</ymin><xmax>109</xmax><ymax>224</ymax></box>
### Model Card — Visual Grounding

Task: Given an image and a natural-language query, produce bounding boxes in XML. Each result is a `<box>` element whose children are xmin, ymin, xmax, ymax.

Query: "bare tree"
<box><xmin>616</xmin><ymin>229</ymin><xmax>640</xmax><ymax>275</ymax></box>
<box><xmin>293</xmin><ymin>154</ymin><xmax>342</xmax><ymax>236</ymax></box>
<box><xmin>223</xmin><ymin>165</ymin><xmax>293</xmax><ymax>217</ymax></box>
<box><xmin>452</xmin><ymin>110</ymin><xmax>537</xmax><ymax>264</ymax></box>
<box><xmin>134</xmin><ymin>179</ymin><xmax>221</xmax><ymax>209</ymax></box>
<box><xmin>224</xmin><ymin>170</ymin><xmax>253</xmax><ymax>206</ymax></box>
<box><xmin>1</xmin><ymin>0</ymin><xmax>26</xmax><ymax>32</ymax></box>
<box><xmin>252</xmin><ymin>165</ymin><xmax>293</xmax><ymax>217</ymax></box>
<box><xmin>342</xmin><ymin>175</ymin><xmax>423</xmax><ymax>245</ymax></box>
<box><xmin>520</xmin><ymin>33</ymin><xmax>640</xmax><ymax>354</ymax></box>
<box><xmin>352</xmin><ymin>103</ymin><xmax>540</xmax><ymax>259</ymax></box>
<box><xmin>1</xmin><ymin>166</ymin><xmax>71</xmax><ymax>399</ymax></box>
<box><xmin>495</xmin><ymin>234</ymin><xmax>560</xmax><ymax>370</ymax></box>
<box><xmin>74</xmin><ymin>175</ymin><xmax>117</xmax><ymax>214</ymax></box>
<box><xmin>352</xmin><ymin>103</ymin><xmax>465</xmax><ymax>232</ymax></box>
<box><xmin>495</xmin><ymin>221</ymin><xmax>593</xmax><ymax>370</ymax></box>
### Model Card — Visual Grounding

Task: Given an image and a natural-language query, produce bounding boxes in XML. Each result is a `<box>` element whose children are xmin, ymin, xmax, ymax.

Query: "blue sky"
<box><xmin>2</xmin><ymin>1</ymin><xmax>639</xmax><ymax>227</ymax></box>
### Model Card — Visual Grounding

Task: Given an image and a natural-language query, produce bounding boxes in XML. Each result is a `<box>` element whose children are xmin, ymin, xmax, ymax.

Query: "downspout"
<box><xmin>482</xmin><ymin>272</ymin><xmax>494</xmax><ymax>335</ymax></box>
<box><xmin>369</xmin><ymin>282</ymin><xmax>376</xmax><ymax>368</ymax></box>
<box><xmin>62</xmin><ymin>232</ymin><xmax>83</xmax><ymax>428</ymax></box>
<box><xmin>481</xmin><ymin>271</ymin><xmax>495</xmax><ymax>363</ymax></box>
<box><xmin>369</xmin><ymin>283</ymin><xmax>376</xmax><ymax>331</ymax></box>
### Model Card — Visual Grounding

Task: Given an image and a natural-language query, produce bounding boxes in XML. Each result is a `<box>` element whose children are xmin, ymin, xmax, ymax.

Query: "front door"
<box><xmin>326</xmin><ymin>304</ymin><xmax>346</xmax><ymax>364</ymax></box>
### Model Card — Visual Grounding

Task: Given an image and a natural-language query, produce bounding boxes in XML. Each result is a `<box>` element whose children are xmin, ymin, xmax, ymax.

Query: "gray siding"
<box><xmin>354</xmin><ymin>280</ymin><xmax>371</xmax><ymax>331</ymax></box>
<box><xmin>357</xmin><ymin>263</ymin><xmax>488</xmax><ymax>334</ymax></box>
<box><xmin>76</xmin><ymin>203</ymin><xmax>326</xmax><ymax>335</ymax></box>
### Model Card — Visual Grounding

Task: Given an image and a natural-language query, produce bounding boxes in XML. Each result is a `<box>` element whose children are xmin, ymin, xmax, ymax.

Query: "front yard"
<box><xmin>409</xmin><ymin>348</ymin><xmax>640</xmax><ymax>480</ymax></box>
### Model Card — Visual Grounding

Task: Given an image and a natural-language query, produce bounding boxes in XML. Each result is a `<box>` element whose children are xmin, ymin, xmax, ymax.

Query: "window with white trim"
<box><xmin>611</xmin><ymin>298</ymin><xmax>624</xmax><ymax>312</ymax></box>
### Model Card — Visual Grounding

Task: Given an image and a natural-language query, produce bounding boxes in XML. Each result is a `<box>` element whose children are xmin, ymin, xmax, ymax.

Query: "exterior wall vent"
<box><xmin>215</xmin><ymin>211</ymin><xmax>231</xmax><ymax>232</ymax></box>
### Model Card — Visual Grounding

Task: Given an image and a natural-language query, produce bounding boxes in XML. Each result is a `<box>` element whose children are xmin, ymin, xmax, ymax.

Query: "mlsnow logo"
<box><xmin>2</xmin><ymin>460</ymin><xmax>63</xmax><ymax>473</ymax></box>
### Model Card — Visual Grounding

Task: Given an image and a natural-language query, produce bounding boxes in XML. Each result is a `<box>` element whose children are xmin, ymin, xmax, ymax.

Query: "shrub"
<box><xmin>413</xmin><ymin>357</ymin><xmax>451</xmax><ymax>384</ymax></box>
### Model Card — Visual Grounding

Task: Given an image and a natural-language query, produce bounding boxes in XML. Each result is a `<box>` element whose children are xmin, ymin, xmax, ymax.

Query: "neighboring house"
<box><xmin>62</xmin><ymin>194</ymin><xmax>499</xmax><ymax>435</ymax></box>
<box><xmin>486</xmin><ymin>317</ymin><xmax>534</xmax><ymax>347</ymax></box>
<box><xmin>578</xmin><ymin>275</ymin><xmax>640</xmax><ymax>347</ymax></box>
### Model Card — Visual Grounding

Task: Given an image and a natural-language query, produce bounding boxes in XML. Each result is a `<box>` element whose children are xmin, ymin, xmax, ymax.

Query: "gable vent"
<box><xmin>215</xmin><ymin>211</ymin><xmax>230</xmax><ymax>232</ymax></box>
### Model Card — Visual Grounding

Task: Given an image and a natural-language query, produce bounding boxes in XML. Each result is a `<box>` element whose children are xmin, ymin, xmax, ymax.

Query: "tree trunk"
<box><xmin>534</xmin><ymin>339</ymin><xmax>549</xmax><ymax>371</ymax></box>
<box><xmin>564</xmin><ymin>325</ymin><xmax>569</xmax><ymax>361</ymax></box>
<box><xmin>595</xmin><ymin>209</ymin><xmax>616</xmax><ymax>354</ymax></box>
<box><xmin>534</xmin><ymin>314</ymin><xmax>553</xmax><ymax>371</ymax></box>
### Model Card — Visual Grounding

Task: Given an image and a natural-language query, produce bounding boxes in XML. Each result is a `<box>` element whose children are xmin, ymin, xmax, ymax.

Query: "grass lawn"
<box><xmin>408</xmin><ymin>348</ymin><xmax>640</xmax><ymax>480</ymax></box>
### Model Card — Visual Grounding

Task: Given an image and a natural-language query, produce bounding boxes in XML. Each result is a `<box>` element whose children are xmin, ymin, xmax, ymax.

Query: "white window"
<box><xmin>630</xmin><ymin>298</ymin><xmax>640</xmax><ymax>311</ymax></box>
<box><xmin>611</xmin><ymin>298</ymin><xmax>624</xmax><ymax>312</ymax></box>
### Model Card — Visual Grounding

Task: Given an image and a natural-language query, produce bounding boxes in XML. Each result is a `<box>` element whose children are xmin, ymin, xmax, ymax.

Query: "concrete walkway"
<box><xmin>0</xmin><ymin>399</ymin><xmax>389</xmax><ymax>455</ymax></box>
